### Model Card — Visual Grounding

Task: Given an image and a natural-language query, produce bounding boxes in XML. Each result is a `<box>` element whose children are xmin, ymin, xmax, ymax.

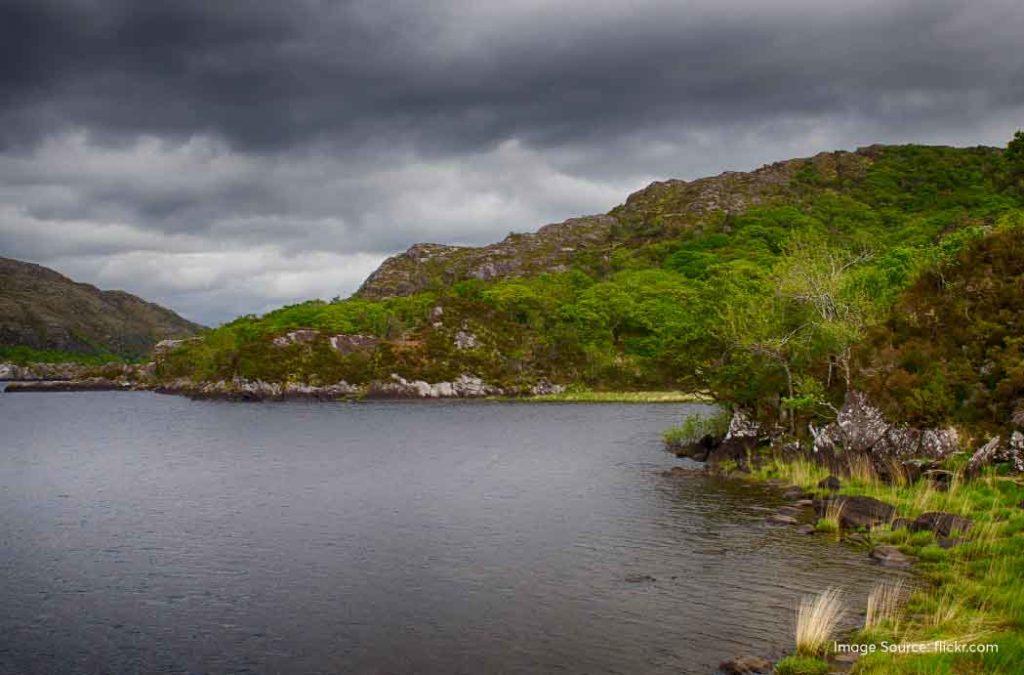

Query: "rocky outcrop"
<box><xmin>366</xmin><ymin>373</ymin><xmax>502</xmax><ymax>399</ymax></box>
<box><xmin>356</xmin><ymin>215</ymin><xmax>617</xmax><ymax>299</ymax></box>
<box><xmin>0</xmin><ymin>361</ymin><xmax>92</xmax><ymax>380</ymax></box>
<box><xmin>812</xmin><ymin>391</ymin><xmax>959</xmax><ymax>461</ymax></box>
<box><xmin>453</xmin><ymin>330</ymin><xmax>479</xmax><ymax>350</ymax></box>
<box><xmin>966</xmin><ymin>433</ymin><xmax>1024</xmax><ymax>476</ymax></box>
<box><xmin>4</xmin><ymin>377</ymin><xmax>134</xmax><ymax>392</ymax></box>
<box><xmin>155</xmin><ymin>377</ymin><xmax>359</xmax><ymax>401</ymax></box>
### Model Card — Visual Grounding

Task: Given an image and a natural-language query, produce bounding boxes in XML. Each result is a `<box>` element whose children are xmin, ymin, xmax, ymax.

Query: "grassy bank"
<box><xmin>519</xmin><ymin>390</ymin><xmax>713</xmax><ymax>403</ymax></box>
<box><xmin>745</xmin><ymin>453</ymin><xmax>1024</xmax><ymax>673</ymax></box>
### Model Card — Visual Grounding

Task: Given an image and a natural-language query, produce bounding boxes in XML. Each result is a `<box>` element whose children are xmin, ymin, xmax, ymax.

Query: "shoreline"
<box><xmin>3</xmin><ymin>376</ymin><xmax>711</xmax><ymax>404</ymax></box>
<box><xmin>683</xmin><ymin>438</ymin><xmax>1024</xmax><ymax>674</ymax></box>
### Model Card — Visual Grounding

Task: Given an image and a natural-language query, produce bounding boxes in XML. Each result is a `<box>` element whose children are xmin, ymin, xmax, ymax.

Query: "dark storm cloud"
<box><xmin>0</xmin><ymin>0</ymin><xmax>1022</xmax><ymax>323</ymax></box>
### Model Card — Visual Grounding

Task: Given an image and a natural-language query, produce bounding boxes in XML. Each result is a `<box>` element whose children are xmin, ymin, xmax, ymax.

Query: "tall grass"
<box><xmin>866</xmin><ymin>580</ymin><xmax>906</xmax><ymax>629</ymax></box>
<box><xmin>662</xmin><ymin>410</ymin><xmax>731</xmax><ymax>448</ymax></box>
<box><xmin>815</xmin><ymin>498</ymin><xmax>845</xmax><ymax>538</ymax></box>
<box><xmin>796</xmin><ymin>588</ymin><xmax>846</xmax><ymax>655</ymax></box>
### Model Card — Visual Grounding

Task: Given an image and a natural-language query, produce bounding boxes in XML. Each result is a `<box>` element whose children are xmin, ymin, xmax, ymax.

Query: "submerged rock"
<box><xmin>719</xmin><ymin>655</ymin><xmax>772</xmax><ymax>674</ymax></box>
<box><xmin>870</xmin><ymin>545</ymin><xmax>914</xmax><ymax>568</ymax></box>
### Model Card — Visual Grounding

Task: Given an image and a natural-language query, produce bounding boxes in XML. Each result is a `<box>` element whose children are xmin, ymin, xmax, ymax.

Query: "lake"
<box><xmin>0</xmin><ymin>392</ymin><xmax>895</xmax><ymax>673</ymax></box>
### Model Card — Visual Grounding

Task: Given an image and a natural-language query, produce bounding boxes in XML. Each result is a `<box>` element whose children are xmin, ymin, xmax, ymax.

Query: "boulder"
<box><xmin>818</xmin><ymin>475</ymin><xmax>841</xmax><ymax>491</ymax></box>
<box><xmin>766</xmin><ymin>514</ymin><xmax>798</xmax><ymax>526</ymax></box>
<box><xmin>795</xmin><ymin>524</ymin><xmax>816</xmax><ymax>535</ymax></box>
<box><xmin>719</xmin><ymin>655</ymin><xmax>772</xmax><ymax>674</ymax></box>
<box><xmin>822</xmin><ymin>496</ymin><xmax>895</xmax><ymax>530</ymax></box>
<box><xmin>910</xmin><ymin>512</ymin><xmax>972</xmax><ymax>538</ymax></box>
<box><xmin>890</xmin><ymin>517</ymin><xmax>912</xmax><ymax>531</ymax></box>
<box><xmin>870</xmin><ymin>545</ymin><xmax>914</xmax><ymax>568</ymax></box>
<box><xmin>812</xmin><ymin>391</ymin><xmax>959</xmax><ymax>461</ymax></box>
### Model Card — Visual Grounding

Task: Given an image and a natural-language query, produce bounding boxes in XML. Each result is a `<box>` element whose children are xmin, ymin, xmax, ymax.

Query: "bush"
<box><xmin>662</xmin><ymin>410</ymin><xmax>730</xmax><ymax>450</ymax></box>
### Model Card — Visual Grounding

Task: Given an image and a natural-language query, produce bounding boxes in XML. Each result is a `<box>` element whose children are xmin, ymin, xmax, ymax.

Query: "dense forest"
<box><xmin>157</xmin><ymin>136</ymin><xmax>1024</xmax><ymax>439</ymax></box>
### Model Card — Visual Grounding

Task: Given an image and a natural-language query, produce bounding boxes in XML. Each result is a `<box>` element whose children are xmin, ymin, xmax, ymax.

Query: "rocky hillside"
<box><xmin>356</xmin><ymin>147</ymin><xmax>879</xmax><ymax>298</ymax></box>
<box><xmin>0</xmin><ymin>257</ymin><xmax>202</xmax><ymax>359</ymax></box>
<box><xmin>155</xmin><ymin>141</ymin><xmax>1022</xmax><ymax>417</ymax></box>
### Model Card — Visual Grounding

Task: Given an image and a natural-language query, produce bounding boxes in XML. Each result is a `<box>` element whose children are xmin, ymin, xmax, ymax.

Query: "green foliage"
<box><xmin>662</xmin><ymin>410</ymin><xmax>730</xmax><ymax>448</ymax></box>
<box><xmin>857</xmin><ymin>217</ymin><xmax>1024</xmax><ymax>434</ymax></box>
<box><xmin>157</xmin><ymin>141</ymin><xmax>1024</xmax><ymax>425</ymax></box>
<box><xmin>774</xmin><ymin>655</ymin><xmax>829</xmax><ymax>675</ymax></box>
<box><xmin>0</xmin><ymin>345</ymin><xmax>125</xmax><ymax>365</ymax></box>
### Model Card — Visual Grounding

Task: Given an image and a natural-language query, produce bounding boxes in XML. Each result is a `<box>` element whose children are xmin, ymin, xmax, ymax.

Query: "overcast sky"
<box><xmin>1</xmin><ymin>0</ymin><xmax>1022</xmax><ymax>325</ymax></box>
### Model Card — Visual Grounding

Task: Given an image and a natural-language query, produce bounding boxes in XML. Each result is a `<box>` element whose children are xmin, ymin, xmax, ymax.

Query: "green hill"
<box><xmin>0</xmin><ymin>257</ymin><xmax>203</xmax><ymax>362</ymax></box>
<box><xmin>157</xmin><ymin>138</ymin><xmax>1024</xmax><ymax>435</ymax></box>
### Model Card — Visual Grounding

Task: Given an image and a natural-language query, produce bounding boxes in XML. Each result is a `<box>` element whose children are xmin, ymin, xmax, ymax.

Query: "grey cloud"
<box><xmin>0</xmin><ymin>0</ymin><xmax>1022</xmax><ymax>324</ymax></box>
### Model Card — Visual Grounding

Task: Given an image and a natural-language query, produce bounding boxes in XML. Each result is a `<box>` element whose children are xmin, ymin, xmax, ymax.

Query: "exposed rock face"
<box><xmin>328</xmin><ymin>334</ymin><xmax>379</xmax><ymax>355</ymax></box>
<box><xmin>703</xmin><ymin>410</ymin><xmax>761</xmax><ymax>466</ymax></box>
<box><xmin>966</xmin><ymin>434</ymin><xmax>1024</xmax><ymax>476</ymax></box>
<box><xmin>812</xmin><ymin>391</ymin><xmax>959</xmax><ymax>461</ymax></box>
<box><xmin>356</xmin><ymin>215</ymin><xmax>616</xmax><ymax>299</ymax></box>
<box><xmin>0</xmin><ymin>256</ymin><xmax>202</xmax><ymax>358</ymax></box>
<box><xmin>453</xmin><ymin>330</ymin><xmax>479</xmax><ymax>350</ymax></box>
<box><xmin>152</xmin><ymin>338</ymin><xmax>200</xmax><ymax>356</ymax></box>
<box><xmin>272</xmin><ymin>329</ymin><xmax>320</xmax><ymax>347</ymax></box>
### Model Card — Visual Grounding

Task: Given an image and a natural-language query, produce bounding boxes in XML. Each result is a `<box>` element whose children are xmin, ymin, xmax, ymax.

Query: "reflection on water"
<box><xmin>0</xmin><ymin>393</ymin><xmax>901</xmax><ymax>673</ymax></box>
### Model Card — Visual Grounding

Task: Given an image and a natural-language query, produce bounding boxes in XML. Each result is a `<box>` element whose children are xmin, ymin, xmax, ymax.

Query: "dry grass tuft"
<box><xmin>865</xmin><ymin>580</ymin><xmax>907</xmax><ymax>629</ymax></box>
<box><xmin>796</xmin><ymin>587</ymin><xmax>846</xmax><ymax>655</ymax></box>
<box><xmin>845</xmin><ymin>453</ymin><xmax>878</xmax><ymax>485</ymax></box>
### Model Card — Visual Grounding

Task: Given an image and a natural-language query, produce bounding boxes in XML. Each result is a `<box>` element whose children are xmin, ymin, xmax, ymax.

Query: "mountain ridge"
<box><xmin>354</xmin><ymin>145</ymin><xmax>905</xmax><ymax>299</ymax></box>
<box><xmin>0</xmin><ymin>256</ymin><xmax>203</xmax><ymax>359</ymax></box>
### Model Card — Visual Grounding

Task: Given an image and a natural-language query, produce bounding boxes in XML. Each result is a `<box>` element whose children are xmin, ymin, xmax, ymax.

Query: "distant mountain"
<box><xmin>0</xmin><ymin>257</ymin><xmax>203</xmax><ymax>359</ymax></box>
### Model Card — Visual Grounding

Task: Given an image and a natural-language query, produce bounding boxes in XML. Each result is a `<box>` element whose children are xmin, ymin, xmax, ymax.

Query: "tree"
<box><xmin>1006</xmin><ymin>130</ymin><xmax>1024</xmax><ymax>196</ymax></box>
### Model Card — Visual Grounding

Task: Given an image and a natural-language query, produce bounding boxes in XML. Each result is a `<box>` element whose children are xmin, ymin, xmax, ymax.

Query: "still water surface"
<box><xmin>0</xmin><ymin>393</ymin><xmax>896</xmax><ymax>673</ymax></box>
